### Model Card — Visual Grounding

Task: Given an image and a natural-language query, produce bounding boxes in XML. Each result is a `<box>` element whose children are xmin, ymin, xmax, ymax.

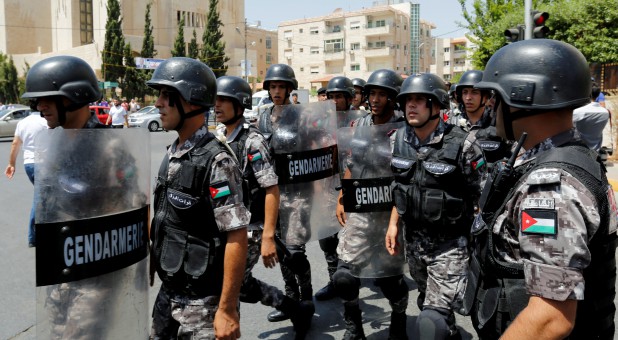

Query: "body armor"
<box><xmin>151</xmin><ymin>134</ymin><xmax>228</xmax><ymax>297</ymax></box>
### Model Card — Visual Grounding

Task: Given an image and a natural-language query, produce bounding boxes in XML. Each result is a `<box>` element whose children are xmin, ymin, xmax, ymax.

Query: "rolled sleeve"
<box><xmin>246</xmin><ymin>132</ymin><xmax>278</xmax><ymax>188</ymax></box>
<box><xmin>209</xmin><ymin>152</ymin><xmax>251</xmax><ymax>232</ymax></box>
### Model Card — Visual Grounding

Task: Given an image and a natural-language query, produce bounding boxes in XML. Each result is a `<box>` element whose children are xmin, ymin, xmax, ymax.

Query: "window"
<box><xmin>350</xmin><ymin>21</ymin><xmax>361</xmax><ymax>30</ymax></box>
<box><xmin>266</xmin><ymin>53</ymin><xmax>272</xmax><ymax>65</ymax></box>
<box><xmin>350</xmin><ymin>42</ymin><xmax>360</xmax><ymax>50</ymax></box>
<box><xmin>300</xmin><ymin>67</ymin><xmax>304</xmax><ymax>72</ymax></box>
<box><xmin>324</xmin><ymin>38</ymin><xmax>344</xmax><ymax>53</ymax></box>
<box><xmin>375</xmin><ymin>20</ymin><xmax>386</xmax><ymax>27</ymax></box>
<box><xmin>350</xmin><ymin>64</ymin><xmax>360</xmax><ymax>71</ymax></box>
<box><xmin>299</xmin><ymin>48</ymin><xmax>304</xmax><ymax>53</ymax></box>
<box><xmin>310</xmin><ymin>27</ymin><xmax>319</xmax><ymax>35</ymax></box>
<box><xmin>333</xmin><ymin>25</ymin><xmax>341</xmax><ymax>32</ymax></box>
<box><xmin>444</xmin><ymin>47</ymin><xmax>450</xmax><ymax>53</ymax></box>
<box><xmin>284</xmin><ymin>30</ymin><xmax>293</xmax><ymax>40</ymax></box>
<box><xmin>310</xmin><ymin>66</ymin><xmax>319</xmax><ymax>74</ymax></box>
<box><xmin>299</xmin><ymin>28</ymin><xmax>303</xmax><ymax>33</ymax></box>
<box><xmin>310</xmin><ymin>47</ymin><xmax>319</xmax><ymax>54</ymax></box>
<box><xmin>79</xmin><ymin>0</ymin><xmax>93</xmax><ymax>44</ymax></box>
<box><xmin>265</xmin><ymin>37</ymin><xmax>272</xmax><ymax>49</ymax></box>
<box><xmin>374</xmin><ymin>41</ymin><xmax>386</xmax><ymax>48</ymax></box>
<box><xmin>444</xmin><ymin>61</ymin><xmax>450</xmax><ymax>66</ymax></box>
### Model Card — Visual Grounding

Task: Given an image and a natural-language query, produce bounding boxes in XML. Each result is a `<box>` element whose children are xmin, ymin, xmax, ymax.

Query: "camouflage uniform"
<box><xmin>216</xmin><ymin>122</ymin><xmax>286</xmax><ymax>308</ymax></box>
<box><xmin>41</xmin><ymin>114</ymin><xmax>148</xmax><ymax>339</ymax></box>
<box><xmin>151</xmin><ymin>124</ymin><xmax>250</xmax><ymax>339</ymax></box>
<box><xmin>391</xmin><ymin>120</ymin><xmax>486</xmax><ymax>332</ymax></box>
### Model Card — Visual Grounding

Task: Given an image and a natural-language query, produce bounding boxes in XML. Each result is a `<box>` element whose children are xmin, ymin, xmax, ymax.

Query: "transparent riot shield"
<box><xmin>34</xmin><ymin>128</ymin><xmax>150</xmax><ymax>339</ymax></box>
<box><xmin>336</xmin><ymin>123</ymin><xmax>406</xmax><ymax>278</ymax></box>
<box><xmin>337</xmin><ymin>109</ymin><xmax>366</xmax><ymax>129</ymax></box>
<box><xmin>271</xmin><ymin>101</ymin><xmax>340</xmax><ymax>245</ymax></box>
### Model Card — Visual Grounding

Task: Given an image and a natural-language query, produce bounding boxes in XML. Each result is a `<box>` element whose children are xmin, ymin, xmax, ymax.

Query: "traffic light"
<box><xmin>532</xmin><ymin>10</ymin><xmax>549</xmax><ymax>38</ymax></box>
<box><xmin>504</xmin><ymin>25</ymin><xmax>524</xmax><ymax>43</ymax></box>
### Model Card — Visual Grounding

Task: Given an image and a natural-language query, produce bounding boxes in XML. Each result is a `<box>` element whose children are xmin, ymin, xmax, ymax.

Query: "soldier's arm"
<box><xmin>385</xmin><ymin>206</ymin><xmax>401</xmax><ymax>255</ymax></box>
<box><xmin>501</xmin><ymin>296</ymin><xmax>576</xmax><ymax>340</ymax></box>
<box><xmin>262</xmin><ymin>184</ymin><xmax>280</xmax><ymax>268</ymax></box>
<box><xmin>336</xmin><ymin>167</ymin><xmax>352</xmax><ymax>226</ymax></box>
<box><xmin>215</xmin><ymin>227</ymin><xmax>247</xmax><ymax>340</ymax></box>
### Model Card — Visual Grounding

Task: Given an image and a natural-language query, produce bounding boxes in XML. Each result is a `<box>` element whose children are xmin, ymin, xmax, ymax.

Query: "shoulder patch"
<box><xmin>423</xmin><ymin>162</ymin><xmax>456</xmax><ymax>175</ymax></box>
<box><xmin>167</xmin><ymin>188</ymin><xmax>198</xmax><ymax>209</ymax></box>
<box><xmin>479</xmin><ymin>140</ymin><xmax>501</xmax><ymax>151</ymax></box>
<box><xmin>209</xmin><ymin>181</ymin><xmax>231</xmax><ymax>199</ymax></box>
<box><xmin>248</xmin><ymin>149</ymin><xmax>262</xmax><ymax>162</ymax></box>
<box><xmin>471</xmin><ymin>155</ymin><xmax>486</xmax><ymax>171</ymax></box>
<box><xmin>526</xmin><ymin>168</ymin><xmax>561</xmax><ymax>185</ymax></box>
<box><xmin>522</xmin><ymin>198</ymin><xmax>555</xmax><ymax>209</ymax></box>
<box><xmin>391</xmin><ymin>157</ymin><xmax>414</xmax><ymax>170</ymax></box>
<box><xmin>521</xmin><ymin>209</ymin><xmax>557</xmax><ymax>235</ymax></box>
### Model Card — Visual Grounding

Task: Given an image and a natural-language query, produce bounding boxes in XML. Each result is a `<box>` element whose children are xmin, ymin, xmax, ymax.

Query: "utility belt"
<box><xmin>156</xmin><ymin>225</ymin><xmax>225</xmax><ymax>297</ymax></box>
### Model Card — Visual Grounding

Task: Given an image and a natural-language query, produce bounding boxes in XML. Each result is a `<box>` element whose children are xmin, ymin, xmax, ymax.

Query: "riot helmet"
<box><xmin>263</xmin><ymin>64</ymin><xmax>298</xmax><ymax>91</ymax></box>
<box><xmin>317</xmin><ymin>87</ymin><xmax>327</xmax><ymax>95</ymax></box>
<box><xmin>22</xmin><ymin>56</ymin><xmax>102</xmax><ymax>126</ymax></box>
<box><xmin>216</xmin><ymin>76</ymin><xmax>251</xmax><ymax>125</ymax></box>
<box><xmin>364</xmin><ymin>69</ymin><xmax>403</xmax><ymax>99</ymax></box>
<box><xmin>326</xmin><ymin>76</ymin><xmax>354</xmax><ymax>98</ymax></box>
<box><xmin>351</xmin><ymin>78</ymin><xmax>366</xmax><ymax>90</ymax></box>
<box><xmin>455</xmin><ymin>70</ymin><xmax>485</xmax><ymax>102</ymax></box>
<box><xmin>397</xmin><ymin>73</ymin><xmax>448</xmax><ymax>109</ymax></box>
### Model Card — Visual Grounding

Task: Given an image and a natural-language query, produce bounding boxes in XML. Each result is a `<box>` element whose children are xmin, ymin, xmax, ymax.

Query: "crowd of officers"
<box><xmin>23</xmin><ymin>38</ymin><xmax>616</xmax><ymax>340</ymax></box>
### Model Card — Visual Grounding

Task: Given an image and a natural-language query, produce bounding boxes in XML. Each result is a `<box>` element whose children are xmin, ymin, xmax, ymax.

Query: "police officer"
<box><xmin>451</xmin><ymin>70</ymin><xmax>511</xmax><ymax>166</ymax></box>
<box><xmin>214</xmin><ymin>75</ymin><xmax>313</xmax><ymax>337</ymax></box>
<box><xmin>468</xmin><ymin>39</ymin><xmax>617</xmax><ymax>339</ymax></box>
<box><xmin>313</xmin><ymin>76</ymin><xmax>358</xmax><ymax>302</ymax></box>
<box><xmin>386</xmin><ymin>73</ymin><xmax>486</xmax><ymax>340</ymax></box>
<box><xmin>334</xmin><ymin>69</ymin><xmax>409</xmax><ymax>339</ymax></box>
<box><xmin>257</xmin><ymin>64</ymin><xmax>316</xmax><ymax>326</ymax></box>
<box><xmin>148</xmin><ymin>58</ymin><xmax>250</xmax><ymax>340</ymax></box>
<box><xmin>23</xmin><ymin>55</ymin><xmax>148</xmax><ymax>339</ymax></box>
<box><xmin>317</xmin><ymin>87</ymin><xmax>328</xmax><ymax>101</ymax></box>
<box><xmin>351</xmin><ymin>78</ymin><xmax>367</xmax><ymax>111</ymax></box>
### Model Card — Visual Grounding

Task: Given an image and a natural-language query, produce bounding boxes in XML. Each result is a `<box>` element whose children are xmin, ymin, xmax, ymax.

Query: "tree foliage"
<box><xmin>102</xmin><ymin>0</ymin><xmax>125</xmax><ymax>82</ymax></box>
<box><xmin>171</xmin><ymin>16</ymin><xmax>186</xmax><ymax>57</ymax></box>
<box><xmin>0</xmin><ymin>54</ymin><xmax>21</xmax><ymax>104</ymax></box>
<box><xmin>188</xmin><ymin>29</ymin><xmax>199</xmax><ymax>59</ymax></box>
<box><xmin>121</xmin><ymin>43</ymin><xmax>141</xmax><ymax>100</ymax></box>
<box><xmin>137</xmin><ymin>2</ymin><xmax>157</xmax><ymax>99</ymax></box>
<box><xmin>458</xmin><ymin>0</ymin><xmax>617</xmax><ymax>68</ymax></box>
<box><xmin>200</xmin><ymin>0</ymin><xmax>229</xmax><ymax>77</ymax></box>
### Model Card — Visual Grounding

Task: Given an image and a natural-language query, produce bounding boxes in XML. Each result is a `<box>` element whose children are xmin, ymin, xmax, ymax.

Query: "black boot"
<box><xmin>342</xmin><ymin>303</ymin><xmax>366</xmax><ymax>340</ymax></box>
<box><xmin>269</xmin><ymin>265</ymin><xmax>300</xmax><ymax>322</ymax></box>
<box><xmin>388</xmin><ymin>312</ymin><xmax>407</xmax><ymax>340</ymax></box>
<box><xmin>291</xmin><ymin>300</ymin><xmax>315</xmax><ymax>340</ymax></box>
<box><xmin>315</xmin><ymin>281</ymin><xmax>337</xmax><ymax>301</ymax></box>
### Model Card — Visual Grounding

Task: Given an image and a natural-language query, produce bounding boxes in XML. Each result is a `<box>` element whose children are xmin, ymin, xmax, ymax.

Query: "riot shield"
<box><xmin>336</xmin><ymin>123</ymin><xmax>406</xmax><ymax>278</ymax></box>
<box><xmin>337</xmin><ymin>109</ymin><xmax>366</xmax><ymax>129</ymax></box>
<box><xmin>34</xmin><ymin>128</ymin><xmax>150</xmax><ymax>339</ymax></box>
<box><xmin>271</xmin><ymin>101</ymin><xmax>340</xmax><ymax>245</ymax></box>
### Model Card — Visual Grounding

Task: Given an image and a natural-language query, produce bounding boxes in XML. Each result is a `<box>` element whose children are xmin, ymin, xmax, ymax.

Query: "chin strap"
<box><xmin>169</xmin><ymin>92</ymin><xmax>208</xmax><ymax>131</ymax></box>
<box><xmin>414</xmin><ymin>98</ymin><xmax>441</xmax><ymax>129</ymax></box>
<box><xmin>221</xmin><ymin>101</ymin><xmax>244</xmax><ymax>126</ymax></box>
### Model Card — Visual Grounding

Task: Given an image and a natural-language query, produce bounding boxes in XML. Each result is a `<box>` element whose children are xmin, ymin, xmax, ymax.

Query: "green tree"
<box><xmin>102</xmin><ymin>0</ymin><xmax>125</xmax><ymax>83</ymax></box>
<box><xmin>200</xmin><ymin>0</ymin><xmax>229</xmax><ymax>77</ymax></box>
<box><xmin>137</xmin><ymin>2</ymin><xmax>157</xmax><ymax>99</ymax></box>
<box><xmin>171</xmin><ymin>16</ymin><xmax>186</xmax><ymax>57</ymax></box>
<box><xmin>188</xmin><ymin>29</ymin><xmax>199</xmax><ymax>59</ymax></box>
<box><xmin>121</xmin><ymin>43</ymin><xmax>142</xmax><ymax>101</ymax></box>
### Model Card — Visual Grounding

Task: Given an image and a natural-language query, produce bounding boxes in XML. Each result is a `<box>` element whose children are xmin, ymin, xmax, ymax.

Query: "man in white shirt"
<box><xmin>106</xmin><ymin>98</ymin><xmax>128</xmax><ymax>128</ymax></box>
<box><xmin>5</xmin><ymin>112</ymin><xmax>48</xmax><ymax>247</ymax></box>
<box><xmin>573</xmin><ymin>86</ymin><xmax>610</xmax><ymax>152</ymax></box>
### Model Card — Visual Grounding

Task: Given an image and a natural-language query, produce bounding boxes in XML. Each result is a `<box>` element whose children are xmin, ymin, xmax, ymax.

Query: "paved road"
<box><xmin>1</xmin><ymin>130</ymin><xmax>617</xmax><ymax>339</ymax></box>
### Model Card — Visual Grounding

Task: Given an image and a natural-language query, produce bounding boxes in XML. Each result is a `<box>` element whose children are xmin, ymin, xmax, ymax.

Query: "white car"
<box><xmin>128</xmin><ymin>106</ymin><xmax>162</xmax><ymax>132</ymax></box>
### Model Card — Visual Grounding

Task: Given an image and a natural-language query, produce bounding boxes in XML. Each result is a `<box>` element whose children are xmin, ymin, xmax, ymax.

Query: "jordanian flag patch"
<box><xmin>248</xmin><ymin>149</ymin><xmax>262</xmax><ymax>162</ymax></box>
<box><xmin>209</xmin><ymin>181</ymin><xmax>231</xmax><ymax>199</ymax></box>
<box><xmin>471</xmin><ymin>155</ymin><xmax>486</xmax><ymax>170</ymax></box>
<box><xmin>521</xmin><ymin>209</ymin><xmax>557</xmax><ymax>235</ymax></box>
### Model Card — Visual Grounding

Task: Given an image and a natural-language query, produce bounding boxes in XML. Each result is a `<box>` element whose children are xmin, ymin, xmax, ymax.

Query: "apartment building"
<box><xmin>278</xmin><ymin>2</ymin><xmax>435</xmax><ymax>91</ymax></box>
<box><xmin>228</xmin><ymin>23</ymin><xmax>278</xmax><ymax>88</ymax></box>
<box><xmin>430</xmin><ymin>36</ymin><xmax>476</xmax><ymax>82</ymax></box>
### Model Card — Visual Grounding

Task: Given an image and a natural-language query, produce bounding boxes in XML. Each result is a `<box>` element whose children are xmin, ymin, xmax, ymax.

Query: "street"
<box><xmin>1</xmin><ymin>129</ymin><xmax>617</xmax><ymax>339</ymax></box>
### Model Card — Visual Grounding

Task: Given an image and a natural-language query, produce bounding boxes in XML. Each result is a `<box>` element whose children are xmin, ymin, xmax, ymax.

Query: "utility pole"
<box><xmin>244</xmin><ymin>18</ymin><xmax>248</xmax><ymax>81</ymax></box>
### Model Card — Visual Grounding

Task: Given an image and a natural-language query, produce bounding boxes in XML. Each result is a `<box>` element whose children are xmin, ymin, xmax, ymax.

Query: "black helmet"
<box><xmin>397</xmin><ymin>73</ymin><xmax>449</xmax><ymax>109</ymax></box>
<box><xmin>22</xmin><ymin>55</ymin><xmax>101</xmax><ymax>105</ymax></box>
<box><xmin>365</xmin><ymin>69</ymin><xmax>402</xmax><ymax>98</ymax></box>
<box><xmin>455</xmin><ymin>70</ymin><xmax>484</xmax><ymax>102</ymax></box>
<box><xmin>317</xmin><ymin>87</ymin><xmax>327</xmax><ymax>95</ymax></box>
<box><xmin>449</xmin><ymin>84</ymin><xmax>458</xmax><ymax>100</ymax></box>
<box><xmin>146</xmin><ymin>57</ymin><xmax>216</xmax><ymax>108</ymax></box>
<box><xmin>351</xmin><ymin>78</ymin><xmax>366</xmax><ymax>89</ymax></box>
<box><xmin>216</xmin><ymin>76</ymin><xmax>252</xmax><ymax>110</ymax></box>
<box><xmin>263</xmin><ymin>64</ymin><xmax>298</xmax><ymax>90</ymax></box>
<box><xmin>476</xmin><ymin>39</ymin><xmax>591</xmax><ymax>110</ymax></box>
<box><xmin>326</xmin><ymin>76</ymin><xmax>354</xmax><ymax>98</ymax></box>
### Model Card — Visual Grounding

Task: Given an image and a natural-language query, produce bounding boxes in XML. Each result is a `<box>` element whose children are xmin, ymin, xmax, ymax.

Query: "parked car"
<box><xmin>129</xmin><ymin>106</ymin><xmax>162</xmax><ymax>132</ymax></box>
<box><xmin>0</xmin><ymin>106</ymin><xmax>34</xmax><ymax>138</ymax></box>
<box><xmin>89</xmin><ymin>105</ymin><xmax>110</xmax><ymax>124</ymax></box>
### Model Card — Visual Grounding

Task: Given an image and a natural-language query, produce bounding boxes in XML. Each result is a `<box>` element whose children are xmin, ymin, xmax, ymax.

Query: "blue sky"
<box><xmin>245</xmin><ymin>0</ymin><xmax>470</xmax><ymax>38</ymax></box>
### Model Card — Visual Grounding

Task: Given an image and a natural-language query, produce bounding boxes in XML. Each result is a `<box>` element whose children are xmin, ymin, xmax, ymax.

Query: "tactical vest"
<box><xmin>391</xmin><ymin>124</ymin><xmax>473</xmax><ymax>237</ymax></box>
<box><xmin>472</xmin><ymin>126</ymin><xmax>511</xmax><ymax>166</ymax></box>
<box><xmin>151</xmin><ymin>134</ymin><xmax>228</xmax><ymax>297</ymax></box>
<box><xmin>257</xmin><ymin>104</ymin><xmax>275</xmax><ymax>141</ymax></box>
<box><xmin>468</xmin><ymin>143</ymin><xmax>617</xmax><ymax>339</ymax></box>
<box><xmin>229</xmin><ymin>124</ymin><xmax>266</xmax><ymax>225</ymax></box>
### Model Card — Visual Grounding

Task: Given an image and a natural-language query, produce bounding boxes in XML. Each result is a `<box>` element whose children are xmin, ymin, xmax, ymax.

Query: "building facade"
<box><xmin>278</xmin><ymin>2</ymin><xmax>435</xmax><ymax>91</ymax></box>
<box><xmin>430</xmin><ymin>36</ymin><xmax>476</xmax><ymax>82</ymax></box>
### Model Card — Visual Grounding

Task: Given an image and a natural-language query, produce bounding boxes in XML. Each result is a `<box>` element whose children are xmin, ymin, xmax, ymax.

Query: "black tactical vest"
<box><xmin>151</xmin><ymin>134</ymin><xmax>228</xmax><ymax>297</ymax></box>
<box><xmin>469</xmin><ymin>143</ymin><xmax>617</xmax><ymax>339</ymax></box>
<box><xmin>391</xmin><ymin>124</ymin><xmax>473</xmax><ymax>237</ymax></box>
<box><xmin>473</xmin><ymin>126</ymin><xmax>512</xmax><ymax>166</ymax></box>
<box><xmin>229</xmin><ymin>124</ymin><xmax>266</xmax><ymax>225</ymax></box>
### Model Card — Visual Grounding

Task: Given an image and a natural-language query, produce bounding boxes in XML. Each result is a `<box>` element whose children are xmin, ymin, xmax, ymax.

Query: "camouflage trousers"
<box><xmin>239</xmin><ymin>228</ymin><xmax>286</xmax><ymax>307</ymax></box>
<box><xmin>45</xmin><ymin>277</ymin><xmax>111</xmax><ymax>340</ymax></box>
<box><xmin>151</xmin><ymin>284</ymin><xmax>227</xmax><ymax>340</ymax></box>
<box><xmin>405</xmin><ymin>231</ymin><xmax>469</xmax><ymax>312</ymax></box>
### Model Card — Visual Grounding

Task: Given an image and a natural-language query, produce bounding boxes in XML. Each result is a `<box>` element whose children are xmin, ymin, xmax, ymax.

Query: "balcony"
<box><xmin>363</xmin><ymin>24</ymin><xmax>393</xmax><ymax>36</ymax></box>
<box><xmin>323</xmin><ymin>49</ymin><xmax>345</xmax><ymax>61</ymax></box>
<box><xmin>364</xmin><ymin>46</ymin><xmax>393</xmax><ymax>58</ymax></box>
